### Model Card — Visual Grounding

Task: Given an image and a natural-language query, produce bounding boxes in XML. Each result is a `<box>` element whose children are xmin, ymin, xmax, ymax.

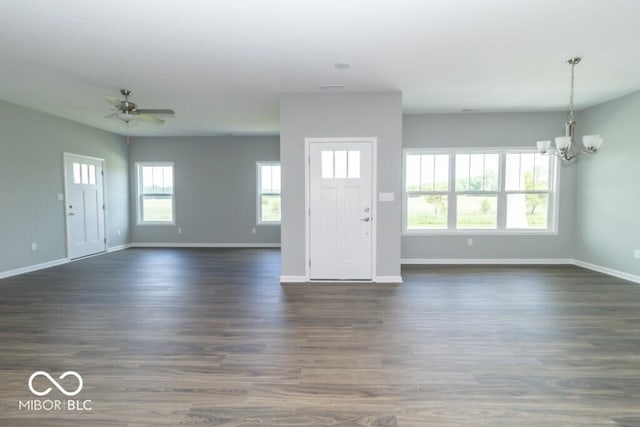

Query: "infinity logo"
<box><xmin>28</xmin><ymin>371</ymin><xmax>83</xmax><ymax>397</ymax></box>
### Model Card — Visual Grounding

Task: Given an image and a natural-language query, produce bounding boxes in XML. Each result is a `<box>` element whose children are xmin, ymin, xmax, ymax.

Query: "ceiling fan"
<box><xmin>105</xmin><ymin>89</ymin><xmax>175</xmax><ymax>124</ymax></box>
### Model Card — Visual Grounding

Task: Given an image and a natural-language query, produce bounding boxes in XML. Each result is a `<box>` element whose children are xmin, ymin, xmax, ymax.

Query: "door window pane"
<box><xmin>322</xmin><ymin>151</ymin><xmax>334</xmax><ymax>179</ymax></box>
<box><xmin>347</xmin><ymin>150</ymin><xmax>360</xmax><ymax>178</ymax></box>
<box><xmin>88</xmin><ymin>164</ymin><xmax>96</xmax><ymax>185</ymax></box>
<box><xmin>73</xmin><ymin>163</ymin><xmax>81</xmax><ymax>184</ymax></box>
<box><xmin>81</xmin><ymin>163</ymin><xmax>89</xmax><ymax>184</ymax></box>
<box><xmin>334</xmin><ymin>151</ymin><xmax>347</xmax><ymax>179</ymax></box>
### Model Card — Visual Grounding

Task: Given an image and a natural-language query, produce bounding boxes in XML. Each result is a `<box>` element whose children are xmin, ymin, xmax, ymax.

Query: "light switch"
<box><xmin>378</xmin><ymin>192</ymin><xmax>394</xmax><ymax>202</ymax></box>
<box><xmin>57</xmin><ymin>193</ymin><xmax>64</xmax><ymax>201</ymax></box>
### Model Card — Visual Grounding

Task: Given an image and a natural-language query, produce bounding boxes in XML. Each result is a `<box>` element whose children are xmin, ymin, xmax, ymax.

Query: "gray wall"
<box><xmin>279</xmin><ymin>92</ymin><xmax>403</xmax><ymax>278</ymax></box>
<box><xmin>402</xmin><ymin>112</ymin><xmax>577</xmax><ymax>260</ymax></box>
<box><xmin>128</xmin><ymin>136</ymin><xmax>280</xmax><ymax>244</ymax></box>
<box><xmin>575</xmin><ymin>90</ymin><xmax>640</xmax><ymax>277</ymax></box>
<box><xmin>0</xmin><ymin>99</ymin><xmax>128</xmax><ymax>273</ymax></box>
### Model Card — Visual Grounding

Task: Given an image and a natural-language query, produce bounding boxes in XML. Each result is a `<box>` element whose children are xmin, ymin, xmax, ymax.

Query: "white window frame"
<box><xmin>136</xmin><ymin>161</ymin><xmax>176</xmax><ymax>226</ymax></box>
<box><xmin>403</xmin><ymin>148</ymin><xmax>559</xmax><ymax>235</ymax></box>
<box><xmin>256</xmin><ymin>161</ymin><xmax>281</xmax><ymax>225</ymax></box>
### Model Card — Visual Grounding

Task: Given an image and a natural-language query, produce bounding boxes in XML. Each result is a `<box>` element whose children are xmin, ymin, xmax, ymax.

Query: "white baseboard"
<box><xmin>107</xmin><ymin>243</ymin><xmax>131</xmax><ymax>252</ymax></box>
<box><xmin>401</xmin><ymin>257</ymin><xmax>640</xmax><ymax>285</ymax></box>
<box><xmin>279</xmin><ymin>275</ymin><xmax>308</xmax><ymax>283</ymax></box>
<box><xmin>131</xmin><ymin>242</ymin><xmax>281</xmax><ymax>248</ymax></box>
<box><xmin>401</xmin><ymin>258</ymin><xmax>574</xmax><ymax>265</ymax></box>
<box><xmin>0</xmin><ymin>258</ymin><xmax>68</xmax><ymax>280</ymax></box>
<box><xmin>280</xmin><ymin>275</ymin><xmax>404</xmax><ymax>284</ymax></box>
<box><xmin>375</xmin><ymin>275</ymin><xmax>404</xmax><ymax>283</ymax></box>
<box><xmin>573</xmin><ymin>259</ymin><xmax>640</xmax><ymax>284</ymax></box>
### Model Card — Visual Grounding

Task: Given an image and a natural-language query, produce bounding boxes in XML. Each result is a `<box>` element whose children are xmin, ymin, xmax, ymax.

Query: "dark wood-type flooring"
<box><xmin>1</xmin><ymin>248</ymin><xmax>640</xmax><ymax>426</ymax></box>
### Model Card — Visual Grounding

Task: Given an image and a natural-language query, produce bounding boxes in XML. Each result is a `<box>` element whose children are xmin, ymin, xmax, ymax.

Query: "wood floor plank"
<box><xmin>1</xmin><ymin>248</ymin><xmax>639</xmax><ymax>425</ymax></box>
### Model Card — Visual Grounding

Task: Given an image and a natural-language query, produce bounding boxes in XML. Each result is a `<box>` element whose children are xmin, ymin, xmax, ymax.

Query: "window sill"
<box><xmin>402</xmin><ymin>229</ymin><xmax>559</xmax><ymax>237</ymax></box>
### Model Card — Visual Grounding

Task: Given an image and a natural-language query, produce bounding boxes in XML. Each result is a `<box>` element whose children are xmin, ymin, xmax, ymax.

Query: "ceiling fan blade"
<box><xmin>137</xmin><ymin>113</ymin><xmax>165</xmax><ymax>124</ymax></box>
<box><xmin>104</xmin><ymin>112</ymin><xmax>117</xmax><ymax>119</ymax></box>
<box><xmin>136</xmin><ymin>108</ymin><xmax>175</xmax><ymax>115</ymax></box>
<box><xmin>106</xmin><ymin>96</ymin><xmax>122</xmax><ymax>108</ymax></box>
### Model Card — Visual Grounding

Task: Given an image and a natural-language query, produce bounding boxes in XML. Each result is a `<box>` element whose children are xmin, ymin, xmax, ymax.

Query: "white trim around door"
<box><xmin>305</xmin><ymin>137</ymin><xmax>378</xmax><ymax>282</ymax></box>
<box><xmin>63</xmin><ymin>153</ymin><xmax>107</xmax><ymax>260</ymax></box>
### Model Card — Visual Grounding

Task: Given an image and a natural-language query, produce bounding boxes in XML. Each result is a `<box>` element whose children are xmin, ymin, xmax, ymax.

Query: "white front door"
<box><xmin>309</xmin><ymin>140</ymin><xmax>373</xmax><ymax>280</ymax></box>
<box><xmin>64</xmin><ymin>153</ymin><xmax>106</xmax><ymax>259</ymax></box>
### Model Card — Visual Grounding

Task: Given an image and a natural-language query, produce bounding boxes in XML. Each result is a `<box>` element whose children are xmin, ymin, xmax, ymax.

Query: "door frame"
<box><xmin>304</xmin><ymin>137</ymin><xmax>377</xmax><ymax>282</ymax></box>
<box><xmin>63</xmin><ymin>152</ymin><xmax>107</xmax><ymax>259</ymax></box>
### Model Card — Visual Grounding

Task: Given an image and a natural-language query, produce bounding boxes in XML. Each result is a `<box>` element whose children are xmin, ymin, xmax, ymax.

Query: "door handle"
<box><xmin>68</xmin><ymin>212</ymin><xmax>76</xmax><ymax>216</ymax></box>
<box><xmin>361</xmin><ymin>217</ymin><xmax>370</xmax><ymax>222</ymax></box>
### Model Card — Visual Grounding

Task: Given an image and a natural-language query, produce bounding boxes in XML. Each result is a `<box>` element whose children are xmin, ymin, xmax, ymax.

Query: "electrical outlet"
<box><xmin>634</xmin><ymin>249</ymin><xmax>640</xmax><ymax>260</ymax></box>
<box><xmin>177</xmin><ymin>228</ymin><xmax>182</xmax><ymax>234</ymax></box>
<box><xmin>251</xmin><ymin>228</ymin><xmax>256</xmax><ymax>235</ymax></box>
<box><xmin>31</xmin><ymin>242</ymin><xmax>37</xmax><ymax>251</ymax></box>
<box><xmin>467</xmin><ymin>238</ymin><xmax>473</xmax><ymax>246</ymax></box>
<box><xmin>116</xmin><ymin>229</ymin><xmax>121</xmax><ymax>236</ymax></box>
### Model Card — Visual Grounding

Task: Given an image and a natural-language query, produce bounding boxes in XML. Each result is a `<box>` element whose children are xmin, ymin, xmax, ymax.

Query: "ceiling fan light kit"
<box><xmin>105</xmin><ymin>89</ymin><xmax>175</xmax><ymax>125</ymax></box>
<box><xmin>536</xmin><ymin>57</ymin><xmax>603</xmax><ymax>163</ymax></box>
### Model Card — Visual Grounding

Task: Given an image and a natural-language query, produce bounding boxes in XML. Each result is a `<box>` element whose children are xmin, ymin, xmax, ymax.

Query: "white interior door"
<box><xmin>309</xmin><ymin>141</ymin><xmax>373</xmax><ymax>280</ymax></box>
<box><xmin>64</xmin><ymin>154</ymin><xmax>106</xmax><ymax>259</ymax></box>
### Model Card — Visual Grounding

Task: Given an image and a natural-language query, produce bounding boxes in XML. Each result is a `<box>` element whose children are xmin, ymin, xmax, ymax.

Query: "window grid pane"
<box><xmin>420</xmin><ymin>154</ymin><xmax>434</xmax><ymax>191</ymax></box>
<box><xmin>348</xmin><ymin>151</ymin><xmax>360</xmax><ymax>179</ymax></box>
<box><xmin>261</xmin><ymin>165</ymin><xmax>272</xmax><ymax>193</ymax></box>
<box><xmin>334</xmin><ymin>151</ymin><xmax>347</xmax><ymax>179</ymax></box>
<box><xmin>456</xmin><ymin>195</ymin><xmax>498</xmax><ymax>229</ymax></box>
<box><xmin>322</xmin><ymin>151</ymin><xmax>334</xmax><ymax>179</ymax></box>
<box><xmin>88</xmin><ymin>165</ymin><xmax>96</xmax><ymax>185</ymax></box>
<box><xmin>407</xmin><ymin>194</ymin><xmax>448</xmax><ymax>230</ymax></box>
<box><xmin>506</xmin><ymin>194</ymin><xmax>549</xmax><ymax>229</ymax></box>
<box><xmin>406</xmin><ymin>155</ymin><xmax>420</xmax><ymax>191</ymax></box>
<box><xmin>80</xmin><ymin>163</ymin><xmax>89</xmax><ymax>184</ymax></box>
<box><xmin>73</xmin><ymin>163</ymin><xmax>81</xmax><ymax>184</ymax></box>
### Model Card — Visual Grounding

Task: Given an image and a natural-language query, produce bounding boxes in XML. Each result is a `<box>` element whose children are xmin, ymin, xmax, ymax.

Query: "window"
<box><xmin>321</xmin><ymin>150</ymin><xmax>360</xmax><ymax>179</ymax></box>
<box><xmin>455</xmin><ymin>153</ymin><xmax>499</xmax><ymax>229</ymax></box>
<box><xmin>257</xmin><ymin>162</ymin><xmax>281</xmax><ymax>224</ymax></box>
<box><xmin>505</xmin><ymin>152</ymin><xmax>551</xmax><ymax>229</ymax></box>
<box><xmin>72</xmin><ymin>162</ymin><xmax>97</xmax><ymax>185</ymax></box>
<box><xmin>404</xmin><ymin>149</ymin><xmax>557</xmax><ymax>233</ymax></box>
<box><xmin>136</xmin><ymin>162</ymin><xmax>175</xmax><ymax>224</ymax></box>
<box><xmin>405</xmin><ymin>153</ymin><xmax>449</xmax><ymax>229</ymax></box>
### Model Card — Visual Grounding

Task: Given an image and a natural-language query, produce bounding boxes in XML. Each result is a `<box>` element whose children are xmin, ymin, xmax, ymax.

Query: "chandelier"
<box><xmin>536</xmin><ymin>57</ymin><xmax>603</xmax><ymax>162</ymax></box>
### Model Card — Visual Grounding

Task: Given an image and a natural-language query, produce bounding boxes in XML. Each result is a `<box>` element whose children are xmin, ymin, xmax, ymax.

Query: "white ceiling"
<box><xmin>1</xmin><ymin>0</ymin><xmax>640</xmax><ymax>137</ymax></box>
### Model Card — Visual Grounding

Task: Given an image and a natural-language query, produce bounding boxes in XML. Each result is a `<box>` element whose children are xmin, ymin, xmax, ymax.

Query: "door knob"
<box><xmin>361</xmin><ymin>217</ymin><xmax>370</xmax><ymax>222</ymax></box>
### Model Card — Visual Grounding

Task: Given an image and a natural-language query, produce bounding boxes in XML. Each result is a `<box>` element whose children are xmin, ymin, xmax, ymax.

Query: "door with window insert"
<box><xmin>309</xmin><ymin>141</ymin><xmax>373</xmax><ymax>280</ymax></box>
<box><xmin>64</xmin><ymin>153</ymin><xmax>106</xmax><ymax>259</ymax></box>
